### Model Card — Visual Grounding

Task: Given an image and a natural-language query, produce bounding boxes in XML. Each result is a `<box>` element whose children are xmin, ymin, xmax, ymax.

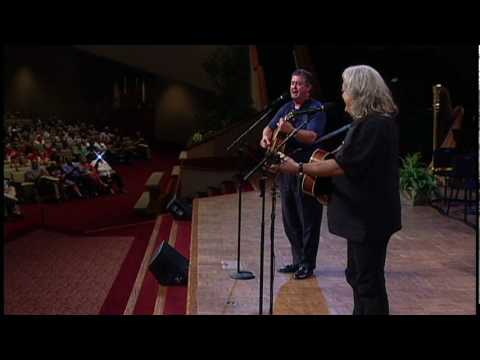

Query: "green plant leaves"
<box><xmin>399</xmin><ymin>152</ymin><xmax>439</xmax><ymax>199</ymax></box>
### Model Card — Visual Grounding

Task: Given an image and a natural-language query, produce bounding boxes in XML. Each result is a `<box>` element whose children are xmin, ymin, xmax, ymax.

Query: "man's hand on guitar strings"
<box><xmin>260</xmin><ymin>135</ymin><xmax>271</xmax><ymax>149</ymax></box>
<box><xmin>269</xmin><ymin>152</ymin><xmax>300</xmax><ymax>175</ymax></box>
<box><xmin>262</xmin><ymin>151</ymin><xmax>281</xmax><ymax>174</ymax></box>
<box><xmin>277</xmin><ymin>118</ymin><xmax>294</xmax><ymax>134</ymax></box>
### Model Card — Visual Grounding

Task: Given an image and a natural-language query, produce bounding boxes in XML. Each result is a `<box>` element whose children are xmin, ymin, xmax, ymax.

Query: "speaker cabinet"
<box><xmin>166</xmin><ymin>197</ymin><xmax>192</xmax><ymax>220</ymax></box>
<box><xmin>149</xmin><ymin>241</ymin><xmax>189</xmax><ymax>286</ymax></box>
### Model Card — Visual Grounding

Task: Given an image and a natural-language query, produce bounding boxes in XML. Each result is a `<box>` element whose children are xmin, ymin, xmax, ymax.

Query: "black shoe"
<box><xmin>294</xmin><ymin>265</ymin><xmax>314</xmax><ymax>280</ymax></box>
<box><xmin>278</xmin><ymin>264</ymin><xmax>300</xmax><ymax>273</ymax></box>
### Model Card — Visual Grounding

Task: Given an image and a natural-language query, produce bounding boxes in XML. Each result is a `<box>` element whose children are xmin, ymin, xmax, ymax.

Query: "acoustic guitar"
<box><xmin>268</xmin><ymin>112</ymin><xmax>296</xmax><ymax>154</ymax></box>
<box><xmin>262</xmin><ymin>112</ymin><xmax>296</xmax><ymax>176</ymax></box>
<box><xmin>301</xmin><ymin>145</ymin><xmax>342</xmax><ymax>205</ymax></box>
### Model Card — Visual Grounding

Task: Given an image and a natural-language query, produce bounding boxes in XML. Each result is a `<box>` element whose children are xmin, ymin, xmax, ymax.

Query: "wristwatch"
<box><xmin>298</xmin><ymin>162</ymin><xmax>304</xmax><ymax>176</ymax></box>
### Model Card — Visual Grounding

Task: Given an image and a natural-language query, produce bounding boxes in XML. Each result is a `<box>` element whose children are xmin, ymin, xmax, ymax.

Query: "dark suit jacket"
<box><xmin>327</xmin><ymin>113</ymin><xmax>402</xmax><ymax>243</ymax></box>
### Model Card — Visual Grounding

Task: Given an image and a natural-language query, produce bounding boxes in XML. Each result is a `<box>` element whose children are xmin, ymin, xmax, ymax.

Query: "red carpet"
<box><xmin>5</xmin><ymin>229</ymin><xmax>134</xmax><ymax>315</ymax></box>
<box><xmin>133</xmin><ymin>215</ymin><xmax>173</xmax><ymax>315</ymax></box>
<box><xmin>96</xmin><ymin>221</ymin><xmax>157</xmax><ymax>315</ymax></box>
<box><xmin>4</xmin><ymin>205</ymin><xmax>43</xmax><ymax>241</ymax></box>
<box><xmin>163</xmin><ymin>220</ymin><xmax>191</xmax><ymax>315</ymax></box>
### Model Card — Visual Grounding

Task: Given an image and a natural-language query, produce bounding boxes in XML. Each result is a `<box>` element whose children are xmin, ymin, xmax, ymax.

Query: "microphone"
<box><xmin>266</xmin><ymin>92</ymin><xmax>290</xmax><ymax>109</ymax></box>
<box><xmin>290</xmin><ymin>102</ymin><xmax>335</xmax><ymax>117</ymax></box>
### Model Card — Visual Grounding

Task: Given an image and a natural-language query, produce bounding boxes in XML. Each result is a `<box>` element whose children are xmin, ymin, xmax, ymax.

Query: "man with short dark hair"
<box><xmin>260</xmin><ymin>68</ymin><xmax>327</xmax><ymax>280</ymax></box>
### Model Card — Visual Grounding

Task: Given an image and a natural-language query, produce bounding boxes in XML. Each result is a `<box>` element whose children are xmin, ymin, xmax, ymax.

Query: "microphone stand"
<box><xmin>226</xmin><ymin>106</ymin><xmax>277</xmax><ymax>153</ymax></box>
<box><xmin>226</xmin><ymin>106</ymin><xmax>279</xmax><ymax>281</ymax></box>
<box><xmin>259</xmin><ymin>175</ymin><xmax>267</xmax><ymax>314</ymax></box>
<box><xmin>243</xmin><ymin>115</ymin><xmax>313</xmax><ymax>315</ymax></box>
<box><xmin>230</xmin><ymin>147</ymin><xmax>255</xmax><ymax>280</ymax></box>
<box><xmin>269</xmin><ymin>171</ymin><xmax>277</xmax><ymax>315</ymax></box>
<box><xmin>310</xmin><ymin>123</ymin><xmax>352</xmax><ymax>147</ymax></box>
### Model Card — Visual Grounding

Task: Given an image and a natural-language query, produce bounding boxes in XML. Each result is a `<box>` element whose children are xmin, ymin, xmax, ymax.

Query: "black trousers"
<box><xmin>345</xmin><ymin>237</ymin><xmax>390</xmax><ymax>315</ymax></box>
<box><xmin>279</xmin><ymin>173</ymin><xmax>323</xmax><ymax>268</ymax></box>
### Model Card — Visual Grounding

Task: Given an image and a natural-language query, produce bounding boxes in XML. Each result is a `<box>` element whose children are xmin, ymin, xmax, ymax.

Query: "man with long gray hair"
<box><xmin>272</xmin><ymin>65</ymin><xmax>401</xmax><ymax>314</ymax></box>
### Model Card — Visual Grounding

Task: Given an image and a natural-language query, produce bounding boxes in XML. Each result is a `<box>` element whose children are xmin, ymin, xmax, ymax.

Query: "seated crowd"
<box><xmin>4</xmin><ymin>116</ymin><xmax>151</xmax><ymax>218</ymax></box>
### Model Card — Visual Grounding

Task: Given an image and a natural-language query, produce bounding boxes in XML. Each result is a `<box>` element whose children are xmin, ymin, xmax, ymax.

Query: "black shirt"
<box><xmin>327</xmin><ymin>113</ymin><xmax>402</xmax><ymax>242</ymax></box>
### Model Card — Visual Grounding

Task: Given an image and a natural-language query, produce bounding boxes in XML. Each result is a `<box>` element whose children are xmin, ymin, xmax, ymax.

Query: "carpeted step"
<box><xmin>154</xmin><ymin>220</ymin><xmax>192</xmax><ymax>315</ymax></box>
<box><xmin>242</xmin><ymin>182</ymin><xmax>254</xmax><ymax>192</ymax></box>
<box><xmin>97</xmin><ymin>221</ymin><xmax>157</xmax><ymax>315</ymax></box>
<box><xmin>145</xmin><ymin>171</ymin><xmax>164</xmax><ymax>190</ymax></box>
<box><xmin>232</xmin><ymin>174</ymin><xmax>255</xmax><ymax>193</ymax></box>
<box><xmin>131</xmin><ymin>215</ymin><xmax>174</xmax><ymax>315</ymax></box>
<box><xmin>178</xmin><ymin>151</ymin><xmax>188</xmax><ymax>164</ymax></box>
<box><xmin>207</xmin><ymin>186</ymin><xmax>222</xmax><ymax>196</ymax></box>
<box><xmin>146</xmin><ymin>171</ymin><xmax>166</xmax><ymax>214</ymax></box>
<box><xmin>158</xmin><ymin>174</ymin><xmax>179</xmax><ymax>210</ymax></box>
<box><xmin>196</xmin><ymin>191</ymin><xmax>208</xmax><ymax>198</ymax></box>
<box><xmin>171</xmin><ymin>165</ymin><xmax>181</xmax><ymax>177</ymax></box>
<box><xmin>221</xmin><ymin>180</ymin><xmax>236</xmax><ymax>194</ymax></box>
<box><xmin>163</xmin><ymin>220</ymin><xmax>191</xmax><ymax>315</ymax></box>
<box><xmin>134</xmin><ymin>191</ymin><xmax>150</xmax><ymax>215</ymax></box>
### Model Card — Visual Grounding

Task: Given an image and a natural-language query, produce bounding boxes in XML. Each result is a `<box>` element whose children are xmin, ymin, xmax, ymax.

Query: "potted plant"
<box><xmin>399</xmin><ymin>152</ymin><xmax>440</xmax><ymax>206</ymax></box>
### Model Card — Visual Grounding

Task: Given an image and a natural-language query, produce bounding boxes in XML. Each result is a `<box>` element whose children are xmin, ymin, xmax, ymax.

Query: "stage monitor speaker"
<box><xmin>149</xmin><ymin>241</ymin><xmax>189</xmax><ymax>286</ymax></box>
<box><xmin>167</xmin><ymin>197</ymin><xmax>192</xmax><ymax>220</ymax></box>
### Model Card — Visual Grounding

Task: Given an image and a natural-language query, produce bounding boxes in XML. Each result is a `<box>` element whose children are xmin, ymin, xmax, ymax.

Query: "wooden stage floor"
<box><xmin>187</xmin><ymin>190</ymin><xmax>476</xmax><ymax>315</ymax></box>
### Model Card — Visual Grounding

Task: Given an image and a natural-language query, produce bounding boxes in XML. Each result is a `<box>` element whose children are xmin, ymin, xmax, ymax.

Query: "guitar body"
<box><xmin>264</xmin><ymin>115</ymin><xmax>293</xmax><ymax>176</ymax></box>
<box><xmin>269</xmin><ymin>114</ymin><xmax>294</xmax><ymax>154</ymax></box>
<box><xmin>302</xmin><ymin>148</ymin><xmax>335</xmax><ymax>205</ymax></box>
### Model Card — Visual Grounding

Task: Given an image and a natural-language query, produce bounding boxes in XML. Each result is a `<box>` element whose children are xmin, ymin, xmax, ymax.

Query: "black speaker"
<box><xmin>149</xmin><ymin>241</ymin><xmax>189</xmax><ymax>286</ymax></box>
<box><xmin>167</xmin><ymin>197</ymin><xmax>192</xmax><ymax>220</ymax></box>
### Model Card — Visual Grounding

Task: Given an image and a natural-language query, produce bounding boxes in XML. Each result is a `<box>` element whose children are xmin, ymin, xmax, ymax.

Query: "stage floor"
<box><xmin>187</xmin><ymin>190</ymin><xmax>476</xmax><ymax>315</ymax></box>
